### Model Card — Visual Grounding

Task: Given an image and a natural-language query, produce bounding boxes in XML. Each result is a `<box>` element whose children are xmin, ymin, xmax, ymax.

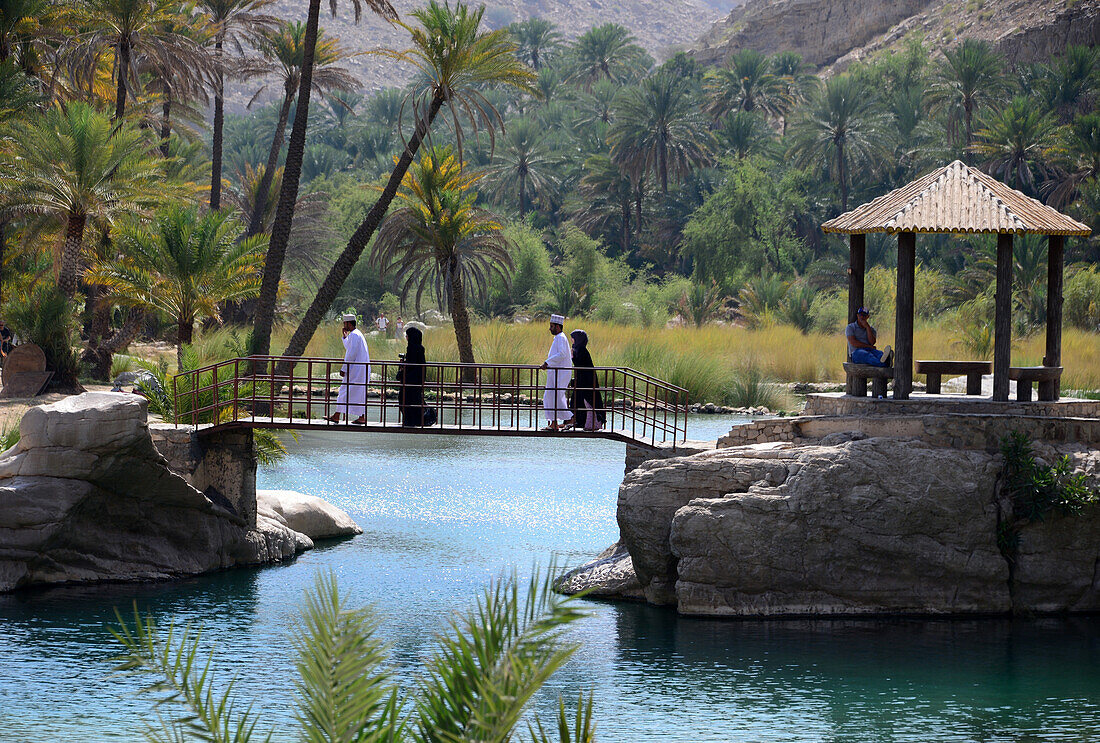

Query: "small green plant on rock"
<box><xmin>1000</xmin><ymin>431</ymin><xmax>1098</xmax><ymax>524</ymax></box>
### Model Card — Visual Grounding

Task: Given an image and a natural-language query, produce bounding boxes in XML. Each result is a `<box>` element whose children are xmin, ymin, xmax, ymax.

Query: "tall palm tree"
<box><xmin>787</xmin><ymin>74</ymin><xmax>890</xmax><ymax>211</ymax></box>
<box><xmin>371</xmin><ymin>148</ymin><xmax>512</xmax><ymax>366</ymax></box>
<box><xmin>971</xmin><ymin>96</ymin><xmax>1058</xmax><ymax>197</ymax></box>
<box><xmin>197</xmin><ymin>0</ymin><xmax>275</xmax><ymax>210</ymax></box>
<box><xmin>719</xmin><ymin>110</ymin><xmax>774</xmax><ymax>159</ymax></box>
<box><xmin>0</xmin><ymin>0</ymin><xmax>51</xmax><ymax>65</ymax></box>
<box><xmin>86</xmin><ymin>205</ymin><xmax>265</xmax><ymax>368</ymax></box>
<box><xmin>485</xmin><ymin>117</ymin><xmax>559</xmax><ymax>216</ymax></box>
<box><xmin>243</xmin><ymin>20</ymin><xmax>356</xmax><ymax>237</ymax></box>
<box><xmin>608</xmin><ymin>70</ymin><xmax>713</xmax><ymax>194</ymax></box>
<box><xmin>270</xmin><ymin>1</ymin><xmax>536</xmax><ymax>372</ymax></box>
<box><xmin>249</xmin><ymin>0</ymin><xmax>396</xmax><ymax>363</ymax></box>
<box><xmin>573</xmin><ymin>154</ymin><xmax>634</xmax><ymax>254</ymax></box>
<box><xmin>0</xmin><ymin>102</ymin><xmax>164</xmax><ymax>298</ymax></box>
<box><xmin>67</xmin><ymin>0</ymin><xmax>209</xmax><ymax>121</ymax></box>
<box><xmin>771</xmin><ymin>50</ymin><xmax>816</xmax><ymax>133</ymax></box>
<box><xmin>1036</xmin><ymin>45</ymin><xmax>1099</xmax><ymax>124</ymax></box>
<box><xmin>1047</xmin><ymin>112</ymin><xmax>1100</xmax><ymax>209</ymax></box>
<box><xmin>508</xmin><ymin>17</ymin><xmax>560</xmax><ymax>71</ymax></box>
<box><xmin>703</xmin><ymin>49</ymin><xmax>787</xmax><ymax>121</ymax></box>
<box><xmin>926</xmin><ymin>38</ymin><xmax>1009</xmax><ymax>157</ymax></box>
<box><xmin>567</xmin><ymin>23</ymin><xmax>648</xmax><ymax>90</ymax></box>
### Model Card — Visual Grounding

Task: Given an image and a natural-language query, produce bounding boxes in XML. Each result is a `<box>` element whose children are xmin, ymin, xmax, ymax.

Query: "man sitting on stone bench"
<box><xmin>846</xmin><ymin>307</ymin><xmax>893</xmax><ymax>367</ymax></box>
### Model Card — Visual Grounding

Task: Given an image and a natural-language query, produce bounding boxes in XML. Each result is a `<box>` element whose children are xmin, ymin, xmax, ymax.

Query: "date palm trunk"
<box><xmin>177</xmin><ymin>315</ymin><xmax>194</xmax><ymax>371</ymax></box>
<box><xmin>250</xmin><ymin>0</ymin><xmax>322</xmax><ymax>365</ymax></box>
<box><xmin>114</xmin><ymin>38</ymin><xmax>130</xmax><ymax>121</ymax></box>
<box><xmin>246</xmin><ymin>82</ymin><xmax>296</xmax><ymax>237</ymax></box>
<box><xmin>160</xmin><ymin>94</ymin><xmax>172</xmax><ymax>157</ymax></box>
<box><xmin>273</xmin><ymin>91</ymin><xmax>446</xmax><ymax>381</ymax></box>
<box><xmin>210</xmin><ymin>37</ymin><xmax>225</xmax><ymax>210</ymax></box>
<box><xmin>449</xmin><ymin>260</ymin><xmax>475</xmax><ymax>381</ymax></box>
<box><xmin>58</xmin><ymin>212</ymin><xmax>87</xmax><ymax>299</ymax></box>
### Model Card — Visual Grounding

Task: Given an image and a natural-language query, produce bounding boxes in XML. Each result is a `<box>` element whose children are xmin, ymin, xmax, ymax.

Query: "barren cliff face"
<box><xmin>692</xmin><ymin>0</ymin><xmax>1100</xmax><ymax>72</ymax></box>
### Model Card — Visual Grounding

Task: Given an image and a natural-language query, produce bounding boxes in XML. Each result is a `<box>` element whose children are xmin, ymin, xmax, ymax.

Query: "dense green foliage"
<box><xmin>0</xmin><ymin>0</ymin><xmax>1097</xmax><ymax>387</ymax></box>
<box><xmin>1001</xmin><ymin>431</ymin><xmax>1099</xmax><ymax>524</ymax></box>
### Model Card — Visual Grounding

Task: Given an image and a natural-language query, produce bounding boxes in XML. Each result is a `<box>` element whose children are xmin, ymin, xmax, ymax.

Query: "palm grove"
<box><xmin>1</xmin><ymin>0</ymin><xmax>1099</xmax><ymax>393</ymax></box>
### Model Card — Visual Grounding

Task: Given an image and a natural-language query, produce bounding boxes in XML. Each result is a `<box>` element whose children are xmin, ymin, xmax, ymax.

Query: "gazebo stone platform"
<box><xmin>803</xmin><ymin>392</ymin><xmax>1100</xmax><ymax>419</ymax></box>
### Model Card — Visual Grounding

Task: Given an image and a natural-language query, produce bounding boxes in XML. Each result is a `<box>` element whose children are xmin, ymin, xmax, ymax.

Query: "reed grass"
<box><xmin>250</xmin><ymin>320</ymin><xmax>1100</xmax><ymax>404</ymax></box>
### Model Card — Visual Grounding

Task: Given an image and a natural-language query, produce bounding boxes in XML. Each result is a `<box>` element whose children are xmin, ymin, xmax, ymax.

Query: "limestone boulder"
<box><xmin>617</xmin><ymin>441</ymin><xmax>794</xmax><ymax>605</ymax></box>
<box><xmin>1011</xmin><ymin>445</ymin><xmax>1100</xmax><ymax>613</ymax></box>
<box><xmin>669</xmin><ymin>439</ymin><xmax>1009</xmax><ymax>616</ymax></box>
<box><xmin>556</xmin><ymin>541</ymin><xmax>643</xmax><ymax>600</ymax></box>
<box><xmin>0</xmin><ymin>392</ymin><xmax>304</xmax><ymax>592</ymax></box>
<box><xmin>257</xmin><ymin>489</ymin><xmax>361</xmax><ymax>540</ymax></box>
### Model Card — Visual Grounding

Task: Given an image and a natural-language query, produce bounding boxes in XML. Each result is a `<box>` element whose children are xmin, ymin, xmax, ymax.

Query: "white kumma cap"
<box><xmin>550</xmin><ymin>314</ymin><xmax>565</xmax><ymax>324</ymax></box>
<box><xmin>342</xmin><ymin>313</ymin><xmax>356</xmax><ymax>322</ymax></box>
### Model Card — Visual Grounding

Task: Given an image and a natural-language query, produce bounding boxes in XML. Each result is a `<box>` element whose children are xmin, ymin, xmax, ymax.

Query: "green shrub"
<box><xmin>7</xmin><ymin>285</ymin><xmax>81</xmax><ymax>391</ymax></box>
<box><xmin>0</xmin><ymin>421</ymin><xmax>19</xmax><ymax>452</ymax></box>
<box><xmin>1001</xmin><ymin>431</ymin><xmax>1098</xmax><ymax>523</ymax></box>
<box><xmin>1064</xmin><ymin>267</ymin><xmax>1100</xmax><ymax>331</ymax></box>
<box><xmin>726</xmin><ymin>364</ymin><xmax>779</xmax><ymax>409</ymax></box>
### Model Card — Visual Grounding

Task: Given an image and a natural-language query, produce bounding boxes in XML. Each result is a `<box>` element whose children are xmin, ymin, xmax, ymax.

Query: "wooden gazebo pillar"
<box><xmin>1042</xmin><ymin>234</ymin><xmax>1065</xmax><ymax>400</ymax></box>
<box><xmin>993</xmin><ymin>233</ymin><xmax>1014</xmax><ymax>401</ymax></box>
<box><xmin>894</xmin><ymin>231</ymin><xmax>915</xmax><ymax>399</ymax></box>
<box><xmin>847</xmin><ymin>233</ymin><xmax>866</xmax><ymax>323</ymax></box>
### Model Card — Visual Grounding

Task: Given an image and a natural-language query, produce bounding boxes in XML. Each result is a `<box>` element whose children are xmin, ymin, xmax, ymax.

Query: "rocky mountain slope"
<box><xmin>692</xmin><ymin>0</ymin><xmax>1100</xmax><ymax>71</ymax></box>
<box><xmin>262</xmin><ymin>0</ymin><xmax>727</xmax><ymax>94</ymax></box>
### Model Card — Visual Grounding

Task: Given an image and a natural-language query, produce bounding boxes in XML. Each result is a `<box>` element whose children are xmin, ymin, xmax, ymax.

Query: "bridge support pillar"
<box><xmin>150</xmin><ymin>424</ymin><xmax>257</xmax><ymax>528</ymax></box>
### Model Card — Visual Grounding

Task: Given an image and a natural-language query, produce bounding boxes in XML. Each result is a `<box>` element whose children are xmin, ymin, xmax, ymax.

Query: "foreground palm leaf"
<box><xmin>111</xmin><ymin>570</ymin><xmax>596</xmax><ymax>742</ymax></box>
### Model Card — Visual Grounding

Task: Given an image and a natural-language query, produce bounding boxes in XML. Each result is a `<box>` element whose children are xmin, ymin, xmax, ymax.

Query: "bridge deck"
<box><xmin>200</xmin><ymin>416</ymin><xmax>653</xmax><ymax>446</ymax></box>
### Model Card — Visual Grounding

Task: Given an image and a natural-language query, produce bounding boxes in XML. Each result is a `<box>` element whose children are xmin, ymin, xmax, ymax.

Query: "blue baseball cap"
<box><xmin>857</xmin><ymin>307</ymin><xmax>870</xmax><ymax>315</ymax></box>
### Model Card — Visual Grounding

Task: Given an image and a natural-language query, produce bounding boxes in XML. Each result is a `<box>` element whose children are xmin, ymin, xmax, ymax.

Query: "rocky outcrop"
<box><xmin>258</xmin><ymin>489</ymin><xmax>362</xmax><ymax>540</ymax></box>
<box><xmin>556</xmin><ymin>541</ymin><xmax>644</xmax><ymax>600</ymax></box>
<box><xmin>693</xmin><ymin>0</ymin><xmax>1100</xmax><ymax>72</ymax></box>
<box><xmin>564</xmin><ymin>436</ymin><xmax>1100</xmax><ymax>616</ymax></box>
<box><xmin>0</xmin><ymin>393</ymin><xmax>357</xmax><ymax>592</ymax></box>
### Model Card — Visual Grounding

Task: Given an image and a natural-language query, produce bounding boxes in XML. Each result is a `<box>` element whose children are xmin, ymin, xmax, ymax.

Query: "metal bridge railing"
<box><xmin>172</xmin><ymin>355</ymin><xmax>688</xmax><ymax>448</ymax></box>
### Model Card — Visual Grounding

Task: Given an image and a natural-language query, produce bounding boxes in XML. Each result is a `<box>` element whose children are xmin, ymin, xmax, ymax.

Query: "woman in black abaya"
<box><xmin>398</xmin><ymin>326</ymin><xmax>428</xmax><ymax>426</ymax></box>
<box><xmin>570</xmin><ymin>329</ymin><xmax>606</xmax><ymax>431</ymax></box>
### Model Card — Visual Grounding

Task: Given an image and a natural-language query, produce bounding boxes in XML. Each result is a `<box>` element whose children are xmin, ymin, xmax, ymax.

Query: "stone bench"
<box><xmin>915</xmin><ymin>360</ymin><xmax>992</xmax><ymax>395</ymax></box>
<box><xmin>843</xmin><ymin>362</ymin><xmax>894</xmax><ymax>398</ymax></box>
<box><xmin>1009</xmin><ymin>366</ymin><xmax>1062</xmax><ymax>402</ymax></box>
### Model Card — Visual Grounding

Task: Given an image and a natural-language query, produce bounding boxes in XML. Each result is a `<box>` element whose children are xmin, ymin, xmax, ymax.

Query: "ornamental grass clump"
<box><xmin>110</xmin><ymin>570</ymin><xmax>596</xmax><ymax>743</ymax></box>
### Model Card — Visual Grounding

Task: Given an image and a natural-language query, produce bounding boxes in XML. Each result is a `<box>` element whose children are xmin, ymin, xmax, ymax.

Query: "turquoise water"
<box><xmin>2</xmin><ymin>416</ymin><xmax>1100</xmax><ymax>742</ymax></box>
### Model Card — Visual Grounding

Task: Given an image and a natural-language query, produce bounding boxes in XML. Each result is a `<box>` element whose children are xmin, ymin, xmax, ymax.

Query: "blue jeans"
<box><xmin>850</xmin><ymin>348</ymin><xmax>886</xmax><ymax>367</ymax></box>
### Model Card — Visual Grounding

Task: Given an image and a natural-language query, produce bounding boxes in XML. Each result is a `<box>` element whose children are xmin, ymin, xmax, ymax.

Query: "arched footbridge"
<box><xmin>172</xmin><ymin>356</ymin><xmax>688</xmax><ymax>449</ymax></box>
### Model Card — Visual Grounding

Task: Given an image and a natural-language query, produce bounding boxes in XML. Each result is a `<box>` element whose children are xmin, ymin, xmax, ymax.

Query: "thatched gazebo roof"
<box><xmin>822</xmin><ymin>160</ymin><xmax>1090</xmax><ymax>237</ymax></box>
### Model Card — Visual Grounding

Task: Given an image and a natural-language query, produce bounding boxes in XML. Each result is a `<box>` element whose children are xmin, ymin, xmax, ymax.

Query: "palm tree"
<box><xmin>0</xmin><ymin>102</ymin><xmax>164</xmax><ymax>298</ymax></box>
<box><xmin>787</xmin><ymin>74</ymin><xmax>890</xmax><ymax>211</ymax></box>
<box><xmin>197</xmin><ymin>0</ymin><xmax>276</xmax><ymax>210</ymax></box>
<box><xmin>971</xmin><ymin>96</ymin><xmax>1058</xmax><ymax>197</ymax></box>
<box><xmin>0</xmin><ymin>0</ymin><xmax>51</xmax><ymax>65</ymax></box>
<box><xmin>371</xmin><ymin>148</ymin><xmax>513</xmax><ymax>367</ymax></box>
<box><xmin>703</xmin><ymin>49</ymin><xmax>787</xmax><ymax>121</ymax></box>
<box><xmin>86</xmin><ymin>205</ymin><xmax>265</xmax><ymax>367</ymax></box>
<box><xmin>719</xmin><ymin>110</ymin><xmax>774</xmax><ymax>159</ymax></box>
<box><xmin>771</xmin><ymin>50</ymin><xmax>816</xmax><ymax>133</ymax></box>
<box><xmin>249</xmin><ymin>0</ymin><xmax>397</xmax><ymax>362</ymax></box>
<box><xmin>243</xmin><ymin>20</ymin><xmax>356</xmax><ymax>237</ymax></box>
<box><xmin>926</xmin><ymin>39</ymin><xmax>1009</xmax><ymax>157</ymax></box>
<box><xmin>1036</xmin><ymin>45</ymin><xmax>1099</xmax><ymax>124</ymax></box>
<box><xmin>568</xmin><ymin>23</ymin><xmax>648</xmax><ymax>90</ymax></box>
<box><xmin>509</xmin><ymin>16</ymin><xmax>560</xmax><ymax>70</ymax></box>
<box><xmin>270</xmin><ymin>1</ymin><xmax>536</xmax><ymax>372</ymax></box>
<box><xmin>1047</xmin><ymin>112</ymin><xmax>1100</xmax><ymax>209</ymax></box>
<box><xmin>485</xmin><ymin>118</ymin><xmax>559</xmax><ymax>216</ymax></box>
<box><xmin>608</xmin><ymin>70</ymin><xmax>713</xmax><ymax>194</ymax></box>
<box><xmin>572</xmin><ymin>155</ymin><xmax>634</xmax><ymax>254</ymax></box>
<box><xmin>67</xmin><ymin>0</ymin><xmax>210</xmax><ymax>121</ymax></box>
<box><xmin>112</xmin><ymin>571</ymin><xmax>594</xmax><ymax>743</ymax></box>
<box><xmin>139</xmin><ymin>6</ymin><xmax>213</xmax><ymax>156</ymax></box>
